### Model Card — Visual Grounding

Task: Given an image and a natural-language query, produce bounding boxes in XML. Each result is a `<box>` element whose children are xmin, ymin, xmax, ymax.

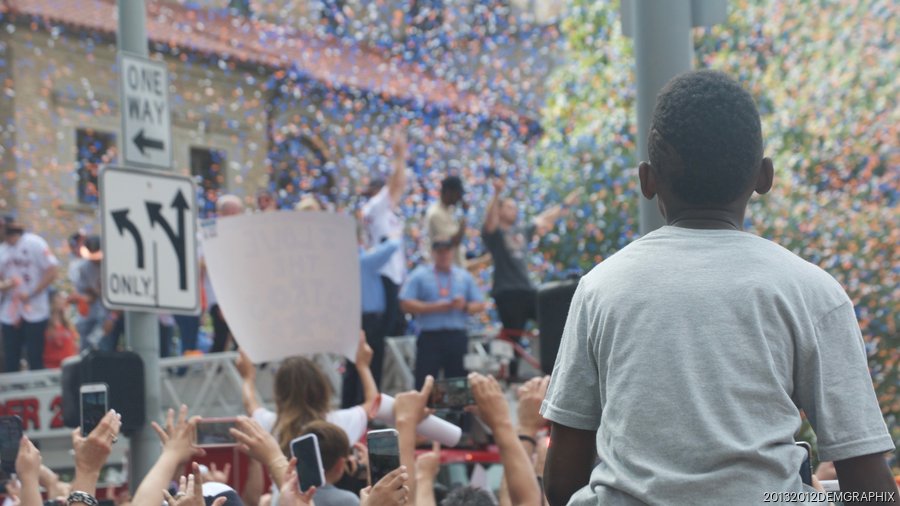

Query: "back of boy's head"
<box><xmin>440</xmin><ymin>486</ymin><xmax>494</xmax><ymax>506</ymax></box>
<box><xmin>301</xmin><ymin>420</ymin><xmax>349</xmax><ymax>473</ymax></box>
<box><xmin>649</xmin><ymin>70</ymin><xmax>763</xmax><ymax>206</ymax></box>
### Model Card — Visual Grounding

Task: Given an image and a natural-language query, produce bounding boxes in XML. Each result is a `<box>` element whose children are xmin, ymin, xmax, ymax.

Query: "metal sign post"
<box><xmin>113</xmin><ymin>0</ymin><xmax>175</xmax><ymax>491</ymax></box>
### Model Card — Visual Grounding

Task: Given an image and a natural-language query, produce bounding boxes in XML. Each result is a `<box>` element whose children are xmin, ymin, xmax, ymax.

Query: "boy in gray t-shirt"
<box><xmin>540</xmin><ymin>71</ymin><xmax>896</xmax><ymax>506</ymax></box>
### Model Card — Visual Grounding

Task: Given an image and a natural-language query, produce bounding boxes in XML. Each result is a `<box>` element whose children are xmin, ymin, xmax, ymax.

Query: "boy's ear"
<box><xmin>755</xmin><ymin>157</ymin><xmax>774</xmax><ymax>195</ymax></box>
<box><xmin>330</xmin><ymin>456</ymin><xmax>347</xmax><ymax>477</ymax></box>
<box><xmin>639</xmin><ymin>162</ymin><xmax>657</xmax><ymax>200</ymax></box>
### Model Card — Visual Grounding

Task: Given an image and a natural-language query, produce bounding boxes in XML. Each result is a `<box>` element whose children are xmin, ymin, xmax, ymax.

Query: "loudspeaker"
<box><xmin>60</xmin><ymin>351</ymin><xmax>146</xmax><ymax>436</ymax></box>
<box><xmin>536</xmin><ymin>278</ymin><xmax>580</xmax><ymax>375</ymax></box>
<box><xmin>61</xmin><ymin>354</ymin><xmax>83</xmax><ymax>429</ymax></box>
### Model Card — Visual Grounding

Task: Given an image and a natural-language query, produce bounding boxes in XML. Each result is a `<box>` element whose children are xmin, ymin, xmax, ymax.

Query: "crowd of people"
<box><xmin>3</xmin><ymin>337</ymin><xmax>556</xmax><ymax>506</ymax></box>
<box><xmin>3</xmin><ymin>68</ymin><xmax>898</xmax><ymax>506</ymax></box>
<box><xmin>0</xmin><ymin>0</ymin><xmax>896</xmax><ymax>504</ymax></box>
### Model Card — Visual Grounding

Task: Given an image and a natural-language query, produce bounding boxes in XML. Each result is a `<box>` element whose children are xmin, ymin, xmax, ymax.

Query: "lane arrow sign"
<box><xmin>133</xmin><ymin>129</ymin><xmax>165</xmax><ymax>156</ymax></box>
<box><xmin>146</xmin><ymin>189</ymin><xmax>190</xmax><ymax>291</ymax></box>
<box><xmin>111</xmin><ymin>209</ymin><xmax>145</xmax><ymax>269</ymax></box>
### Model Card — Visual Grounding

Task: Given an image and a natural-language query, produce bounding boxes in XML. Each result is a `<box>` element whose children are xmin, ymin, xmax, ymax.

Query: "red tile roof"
<box><xmin>2</xmin><ymin>0</ymin><xmax>523</xmax><ymax>120</ymax></box>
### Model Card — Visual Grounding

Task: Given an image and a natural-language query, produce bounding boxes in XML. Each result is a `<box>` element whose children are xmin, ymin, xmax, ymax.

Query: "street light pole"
<box><xmin>622</xmin><ymin>0</ymin><xmax>727</xmax><ymax>235</ymax></box>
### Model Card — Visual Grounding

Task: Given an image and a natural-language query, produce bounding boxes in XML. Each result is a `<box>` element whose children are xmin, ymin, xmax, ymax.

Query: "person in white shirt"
<box><xmin>422</xmin><ymin>175</ymin><xmax>468</xmax><ymax>267</ymax></box>
<box><xmin>235</xmin><ymin>335</ymin><xmax>378</xmax><ymax>452</ymax></box>
<box><xmin>361</xmin><ymin>129</ymin><xmax>408</xmax><ymax>338</ymax></box>
<box><xmin>0</xmin><ymin>218</ymin><xmax>59</xmax><ymax>372</ymax></box>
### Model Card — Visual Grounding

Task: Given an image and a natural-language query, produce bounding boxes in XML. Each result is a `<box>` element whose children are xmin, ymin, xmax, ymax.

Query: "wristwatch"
<box><xmin>67</xmin><ymin>491</ymin><xmax>99</xmax><ymax>506</ymax></box>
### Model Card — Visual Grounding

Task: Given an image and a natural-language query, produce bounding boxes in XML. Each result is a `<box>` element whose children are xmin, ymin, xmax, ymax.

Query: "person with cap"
<box><xmin>0</xmin><ymin>217</ymin><xmax>59</xmax><ymax>371</ymax></box>
<box><xmin>399</xmin><ymin>236</ymin><xmax>486</xmax><ymax>388</ymax></box>
<box><xmin>361</xmin><ymin>128</ymin><xmax>409</xmax><ymax>338</ymax></box>
<box><xmin>72</xmin><ymin>235</ymin><xmax>109</xmax><ymax>352</ymax></box>
<box><xmin>422</xmin><ymin>175</ymin><xmax>468</xmax><ymax>267</ymax></box>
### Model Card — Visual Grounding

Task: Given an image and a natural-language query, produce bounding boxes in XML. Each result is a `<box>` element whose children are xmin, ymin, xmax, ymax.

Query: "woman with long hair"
<box><xmin>44</xmin><ymin>290</ymin><xmax>77</xmax><ymax>369</ymax></box>
<box><xmin>236</xmin><ymin>334</ymin><xmax>378</xmax><ymax>453</ymax></box>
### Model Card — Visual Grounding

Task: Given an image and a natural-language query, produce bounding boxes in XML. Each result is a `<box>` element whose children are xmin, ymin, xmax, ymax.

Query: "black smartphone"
<box><xmin>796</xmin><ymin>441</ymin><xmax>812</xmax><ymax>486</ymax></box>
<box><xmin>367</xmin><ymin>428</ymin><xmax>400</xmax><ymax>486</ymax></box>
<box><xmin>0</xmin><ymin>415</ymin><xmax>23</xmax><ymax>475</ymax></box>
<box><xmin>428</xmin><ymin>377</ymin><xmax>473</xmax><ymax>409</ymax></box>
<box><xmin>195</xmin><ymin>418</ymin><xmax>238</xmax><ymax>448</ymax></box>
<box><xmin>80</xmin><ymin>383</ymin><xmax>109</xmax><ymax>436</ymax></box>
<box><xmin>290</xmin><ymin>434</ymin><xmax>325</xmax><ymax>492</ymax></box>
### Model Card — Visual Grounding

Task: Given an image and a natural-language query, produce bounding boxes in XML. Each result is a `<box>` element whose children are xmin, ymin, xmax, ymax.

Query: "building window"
<box><xmin>190</xmin><ymin>147</ymin><xmax>226</xmax><ymax>219</ymax></box>
<box><xmin>228</xmin><ymin>0</ymin><xmax>252</xmax><ymax>17</ymax></box>
<box><xmin>76</xmin><ymin>129</ymin><xmax>116</xmax><ymax>205</ymax></box>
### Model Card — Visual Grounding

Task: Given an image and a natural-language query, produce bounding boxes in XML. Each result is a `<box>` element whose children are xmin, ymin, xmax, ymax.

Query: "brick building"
<box><xmin>0</xmin><ymin>0</ymin><xmax>560</xmax><ymax>267</ymax></box>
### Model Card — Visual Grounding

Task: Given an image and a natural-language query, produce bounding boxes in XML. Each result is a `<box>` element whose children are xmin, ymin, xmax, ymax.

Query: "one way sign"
<box><xmin>100</xmin><ymin>166</ymin><xmax>199</xmax><ymax>314</ymax></box>
<box><xmin>120</xmin><ymin>53</ymin><xmax>172</xmax><ymax>169</ymax></box>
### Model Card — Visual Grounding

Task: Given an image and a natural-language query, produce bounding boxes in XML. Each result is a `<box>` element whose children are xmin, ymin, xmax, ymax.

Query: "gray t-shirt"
<box><xmin>482</xmin><ymin>224</ymin><xmax>536</xmax><ymax>294</ymax></box>
<box><xmin>311</xmin><ymin>484</ymin><xmax>359</xmax><ymax>506</ymax></box>
<box><xmin>541</xmin><ymin>226</ymin><xmax>893</xmax><ymax>506</ymax></box>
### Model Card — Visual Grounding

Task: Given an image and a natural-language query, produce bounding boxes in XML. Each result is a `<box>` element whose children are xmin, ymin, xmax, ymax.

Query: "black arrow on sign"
<box><xmin>111</xmin><ymin>209</ymin><xmax>145</xmax><ymax>268</ymax></box>
<box><xmin>133</xmin><ymin>129</ymin><xmax>165</xmax><ymax>156</ymax></box>
<box><xmin>146</xmin><ymin>189</ymin><xmax>190</xmax><ymax>290</ymax></box>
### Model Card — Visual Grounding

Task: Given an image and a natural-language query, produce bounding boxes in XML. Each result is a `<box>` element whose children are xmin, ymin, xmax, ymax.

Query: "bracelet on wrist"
<box><xmin>518</xmin><ymin>434</ymin><xmax>537</xmax><ymax>447</ymax></box>
<box><xmin>67</xmin><ymin>491</ymin><xmax>98</xmax><ymax>506</ymax></box>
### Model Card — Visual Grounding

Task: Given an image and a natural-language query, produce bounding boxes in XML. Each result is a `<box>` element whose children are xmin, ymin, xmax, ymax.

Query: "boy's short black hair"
<box><xmin>440</xmin><ymin>486</ymin><xmax>494</xmax><ymax>506</ymax></box>
<box><xmin>301</xmin><ymin>420</ymin><xmax>349</xmax><ymax>472</ymax></box>
<box><xmin>441</xmin><ymin>176</ymin><xmax>464</xmax><ymax>195</ymax></box>
<box><xmin>649</xmin><ymin>70</ymin><xmax>763</xmax><ymax>206</ymax></box>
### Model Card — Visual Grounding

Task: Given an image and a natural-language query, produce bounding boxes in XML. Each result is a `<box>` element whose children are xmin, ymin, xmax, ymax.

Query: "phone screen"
<box><xmin>196</xmin><ymin>420</ymin><xmax>237</xmax><ymax>447</ymax></box>
<box><xmin>81</xmin><ymin>386</ymin><xmax>108</xmax><ymax>436</ymax></box>
<box><xmin>367</xmin><ymin>430</ymin><xmax>400</xmax><ymax>486</ymax></box>
<box><xmin>291</xmin><ymin>435</ymin><xmax>324</xmax><ymax>492</ymax></box>
<box><xmin>0</xmin><ymin>416</ymin><xmax>23</xmax><ymax>474</ymax></box>
<box><xmin>429</xmin><ymin>377</ymin><xmax>472</xmax><ymax>409</ymax></box>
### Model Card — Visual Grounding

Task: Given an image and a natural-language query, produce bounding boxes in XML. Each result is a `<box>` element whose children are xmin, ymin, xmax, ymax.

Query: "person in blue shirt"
<box><xmin>400</xmin><ymin>237</ymin><xmax>486</xmax><ymax>388</ymax></box>
<box><xmin>341</xmin><ymin>237</ymin><xmax>401</xmax><ymax>408</ymax></box>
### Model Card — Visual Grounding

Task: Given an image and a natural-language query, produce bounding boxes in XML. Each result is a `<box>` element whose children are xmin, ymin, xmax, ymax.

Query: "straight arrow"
<box><xmin>146</xmin><ymin>189</ymin><xmax>190</xmax><ymax>291</ymax></box>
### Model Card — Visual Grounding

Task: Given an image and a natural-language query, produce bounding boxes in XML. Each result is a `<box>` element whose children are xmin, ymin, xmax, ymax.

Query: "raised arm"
<box><xmin>235</xmin><ymin>350</ymin><xmax>262</xmax><ymax>416</ymax></box>
<box><xmin>543</xmin><ymin>422</ymin><xmax>595</xmax><ymax>506</ymax></box>
<box><xmin>132</xmin><ymin>406</ymin><xmax>205</xmax><ymax>506</ymax></box>
<box><xmin>354</xmin><ymin>333</ymin><xmax>380</xmax><ymax>419</ymax></box>
<box><xmin>393</xmin><ymin>376</ymin><xmax>434</xmax><ymax>503</ymax></box>
<box><xmin>388</xmin><ymin>129</ymin><xmax>408</xmax><ymax>206</ymax></box>
<box><xmin>833</xmin><ymin>453</ymin><xmax>899</xmax><ymax>506</ymax></box>
<box><xmin>533</xmin><ymin>188</ymin><xmax>581</xmax><ymax>237</ymax></box>
<box><xmin>469</xmin><ymin>373</ymin><xmax>542</xmax><ymax>506</ymax></box>
<box><xmin>483</xmin><ymin>178</ymin><xmax>505</xmax><ymax>235</ymax></box>
<box><xmin>230</xmin><ymin>417</ymin><xmax>291</xmax><ymax>490</ymax></box>
<box><xmin>15</xmin><ymin>436</ymin><xmax>43</xmax><ymax>506</ymax></box>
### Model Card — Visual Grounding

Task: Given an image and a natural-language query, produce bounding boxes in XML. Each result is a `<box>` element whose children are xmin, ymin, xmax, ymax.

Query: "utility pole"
<box><xmin>622</xmin><ymin>0</ymin><xmax>728</xmax><ymax>235</ymax></box>
<box><xmin>116</xmin><ymin>0</ymin><xmax>163</xmax><ymax>491</ymax></box>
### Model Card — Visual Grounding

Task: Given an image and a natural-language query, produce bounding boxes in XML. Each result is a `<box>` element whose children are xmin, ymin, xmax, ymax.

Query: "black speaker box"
<box><xmin>536</xmin><ymin>278</ymin><xmax>581</xmax><ymax>375</ymax></box>
<box><xmin>61</xmin><ymin>351</ymin><xmax>146</xmax><ymax>436</ymax></box>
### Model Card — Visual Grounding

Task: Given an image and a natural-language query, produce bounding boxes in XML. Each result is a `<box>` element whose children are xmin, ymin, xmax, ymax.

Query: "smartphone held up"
<box><xmin>0</xmin><ymin>415</ymin><xmax>23</xmax><ymax>476</ymax></box>
<box><xmin>367</xmin><ymin>428</ymin><xmax>400</xmax><ymax>486</ymax></box>
<box><xmin>291</xmin><ymin>434</ymin><xmax>325</xmax><ymax>492</ymax></box>
<box><xmin>195</xmin><ymin>418</ymin><xmax>238</xmax><ymax>448</ymax></box>
<box><xmin>80</xmin><ymin>383</ymin><xmax>109</xmax><ymax>436</ymax></box>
